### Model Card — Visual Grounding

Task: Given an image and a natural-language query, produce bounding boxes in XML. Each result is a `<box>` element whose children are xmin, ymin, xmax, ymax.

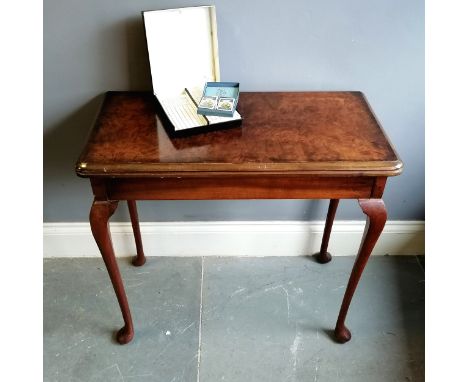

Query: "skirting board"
<box><xmin>43</xmin><ymin>221</ymin><xmax>424</xmax><ymax>258</ymax></box>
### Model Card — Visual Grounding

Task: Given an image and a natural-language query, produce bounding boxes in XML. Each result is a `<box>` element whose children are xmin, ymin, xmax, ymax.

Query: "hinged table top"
<box><xmin>76</xmin><ymin>91</ymin><xmax>402</xmax><ymax>177</ymax></box>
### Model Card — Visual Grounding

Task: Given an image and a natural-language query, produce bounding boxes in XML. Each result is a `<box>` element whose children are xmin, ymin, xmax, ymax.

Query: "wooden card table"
<box><xmin>76</xmin><ymin>91</ymin><xmax>402</xmax><ymax>344</ymax></box>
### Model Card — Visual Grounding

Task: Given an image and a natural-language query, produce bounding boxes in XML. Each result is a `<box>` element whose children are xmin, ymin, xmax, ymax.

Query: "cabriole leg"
<box><xmin>334</xmin><ymin>198</ymin><xmax>387</xmax><ymax>343</ymax></box>
<box><xmin>90</xmin><ymin>199</ymin><xmax>134</xmax><ymax>344</ymax></box>
<box><xmin>127</xmin><ymin>200</ymin><xmax>146</xmax><ymax>266</ymax></box>
<box><xmin>315</xmin><ymin>199</ymin><xmax>339</xmax><ymax>264</ymax></box>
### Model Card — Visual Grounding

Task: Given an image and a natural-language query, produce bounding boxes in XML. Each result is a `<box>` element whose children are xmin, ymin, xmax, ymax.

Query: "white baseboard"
<box><xmin>43</xmin><ymin>220</ymin><xmax>424</xmax><ymax>258</ymax></box>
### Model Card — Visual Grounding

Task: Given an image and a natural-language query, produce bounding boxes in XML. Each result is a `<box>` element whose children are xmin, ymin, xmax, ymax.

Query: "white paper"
<box><xmin>144</xmin><ymin>6</ymin><xmax>241</xmax><ymax>131</ymax></box>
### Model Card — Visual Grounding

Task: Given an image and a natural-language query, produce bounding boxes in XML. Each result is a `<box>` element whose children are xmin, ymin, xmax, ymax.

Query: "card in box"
<box><xmin>197</xmin><ymin>82</ymin><xmax>240</xmax><ymax>117</ymax></box>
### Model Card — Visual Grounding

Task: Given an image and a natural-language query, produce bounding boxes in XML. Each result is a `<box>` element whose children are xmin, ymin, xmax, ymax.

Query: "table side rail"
<box><xmin>91</xmin><ymin>176</ymin><xmax>381</xmax><ymax>200</ymax></box>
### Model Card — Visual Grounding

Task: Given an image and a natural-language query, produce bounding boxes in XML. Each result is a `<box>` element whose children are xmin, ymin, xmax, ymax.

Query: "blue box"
<box><xmin>197</xmin><ymin>82</ymin><xmax>240</xmax><ymax>117</ymax></box>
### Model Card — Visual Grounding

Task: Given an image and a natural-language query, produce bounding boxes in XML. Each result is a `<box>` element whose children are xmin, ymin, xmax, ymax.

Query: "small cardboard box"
<box><xmin>143</xmin><ymin>6</ymin><xmax>242</xmax><ymax>135</ymax></box>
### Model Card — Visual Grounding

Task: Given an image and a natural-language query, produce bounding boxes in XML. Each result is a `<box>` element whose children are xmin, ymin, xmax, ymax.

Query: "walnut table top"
<box><xmin>76</xmin><ymin>91</ymin><xmax>402</xmax><ymax>177</ymax></box>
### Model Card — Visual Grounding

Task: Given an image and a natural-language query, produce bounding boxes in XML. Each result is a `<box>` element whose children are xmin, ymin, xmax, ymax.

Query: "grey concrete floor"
<box><xmin>44</xmin><ymin>256</ymin><xmax>424</xmax><ymax>382</ymax></box>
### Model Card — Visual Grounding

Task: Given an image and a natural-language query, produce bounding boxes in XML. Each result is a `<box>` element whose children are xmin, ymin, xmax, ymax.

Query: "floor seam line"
<box><xmin>415</xmin><ymin>255</ymin><xmax>425</xmax><ymax>274</ymax></box>
<box><xmin>196</xmin><ymin>256</ymin><xmax>204</xmax><ymax>382</ymax></box>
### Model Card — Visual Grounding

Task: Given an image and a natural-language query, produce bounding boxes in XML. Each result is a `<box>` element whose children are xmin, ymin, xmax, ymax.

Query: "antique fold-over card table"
<box><xmin>76</xmin><ymin>91</ymin><xmax>402</xmax><ymax>345</ymax></box>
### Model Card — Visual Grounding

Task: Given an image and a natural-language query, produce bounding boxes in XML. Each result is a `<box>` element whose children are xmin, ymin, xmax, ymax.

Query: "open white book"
<box><xmin>143</xmin><ymin>6</ymin><xmax>241</xmax><ymax>132</ymax></box>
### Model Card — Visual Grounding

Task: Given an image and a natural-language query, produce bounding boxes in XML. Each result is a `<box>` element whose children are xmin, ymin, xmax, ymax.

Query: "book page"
<box><xmin>159</xmin><ymin>92</ymin><xmax>208</xmax><ymax>131</ymax></box>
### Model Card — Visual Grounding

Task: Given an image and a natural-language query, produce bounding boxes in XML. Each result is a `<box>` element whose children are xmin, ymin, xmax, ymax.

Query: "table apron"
<box><xmin>91</xmin><ymin>176</ymin><xmax>386</xmax><ymax>200</ymax></box>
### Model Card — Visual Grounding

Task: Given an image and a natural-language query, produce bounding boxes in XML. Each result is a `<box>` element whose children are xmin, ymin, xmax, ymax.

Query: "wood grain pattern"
<box><xmin>104</xmin><ymin>176</ymin><xmax>375</xmax><ymax>200</ymax></box>
<box><xmin>76</xmin><ymin>91</ymin><xmax>402</xmax><ymax>177</ymax></box>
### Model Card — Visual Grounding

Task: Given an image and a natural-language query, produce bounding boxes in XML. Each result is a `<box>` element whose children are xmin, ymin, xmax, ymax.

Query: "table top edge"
<box><xmin>75</xmin><ymin>159</ymin><xmax>403</xmax><ymax>178</ymax></box>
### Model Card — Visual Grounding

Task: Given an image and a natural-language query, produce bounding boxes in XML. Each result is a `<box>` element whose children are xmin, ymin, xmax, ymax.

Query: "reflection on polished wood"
<box><xmin>77</xmin><ymin>91</ymin><xmax>402</xmax><ymax>344</ymax></box>
<box><xmin>77</xmin><ymin>91</ymin><xmax>402</xmax><ymax>177</ymax></box>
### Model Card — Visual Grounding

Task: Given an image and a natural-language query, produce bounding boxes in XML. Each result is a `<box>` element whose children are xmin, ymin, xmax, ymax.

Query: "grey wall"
<box><xmin>44</xmin><ymin>0</ymin><xmax>424</xmax><ymax>222</ymax></box>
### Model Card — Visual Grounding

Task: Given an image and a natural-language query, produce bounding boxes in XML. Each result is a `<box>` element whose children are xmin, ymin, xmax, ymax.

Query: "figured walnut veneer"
<box><xmin>77</xmin><ymin>91</ymin><xmax>402</xmax><ymax>177</ymax></box>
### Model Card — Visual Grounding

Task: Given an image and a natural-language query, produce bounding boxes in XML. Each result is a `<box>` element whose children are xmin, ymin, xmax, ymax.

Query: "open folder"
<box><xmin>143</xmin><ymin>6</ymin><xmax>242</xmax><ymax>132</ymax></box>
